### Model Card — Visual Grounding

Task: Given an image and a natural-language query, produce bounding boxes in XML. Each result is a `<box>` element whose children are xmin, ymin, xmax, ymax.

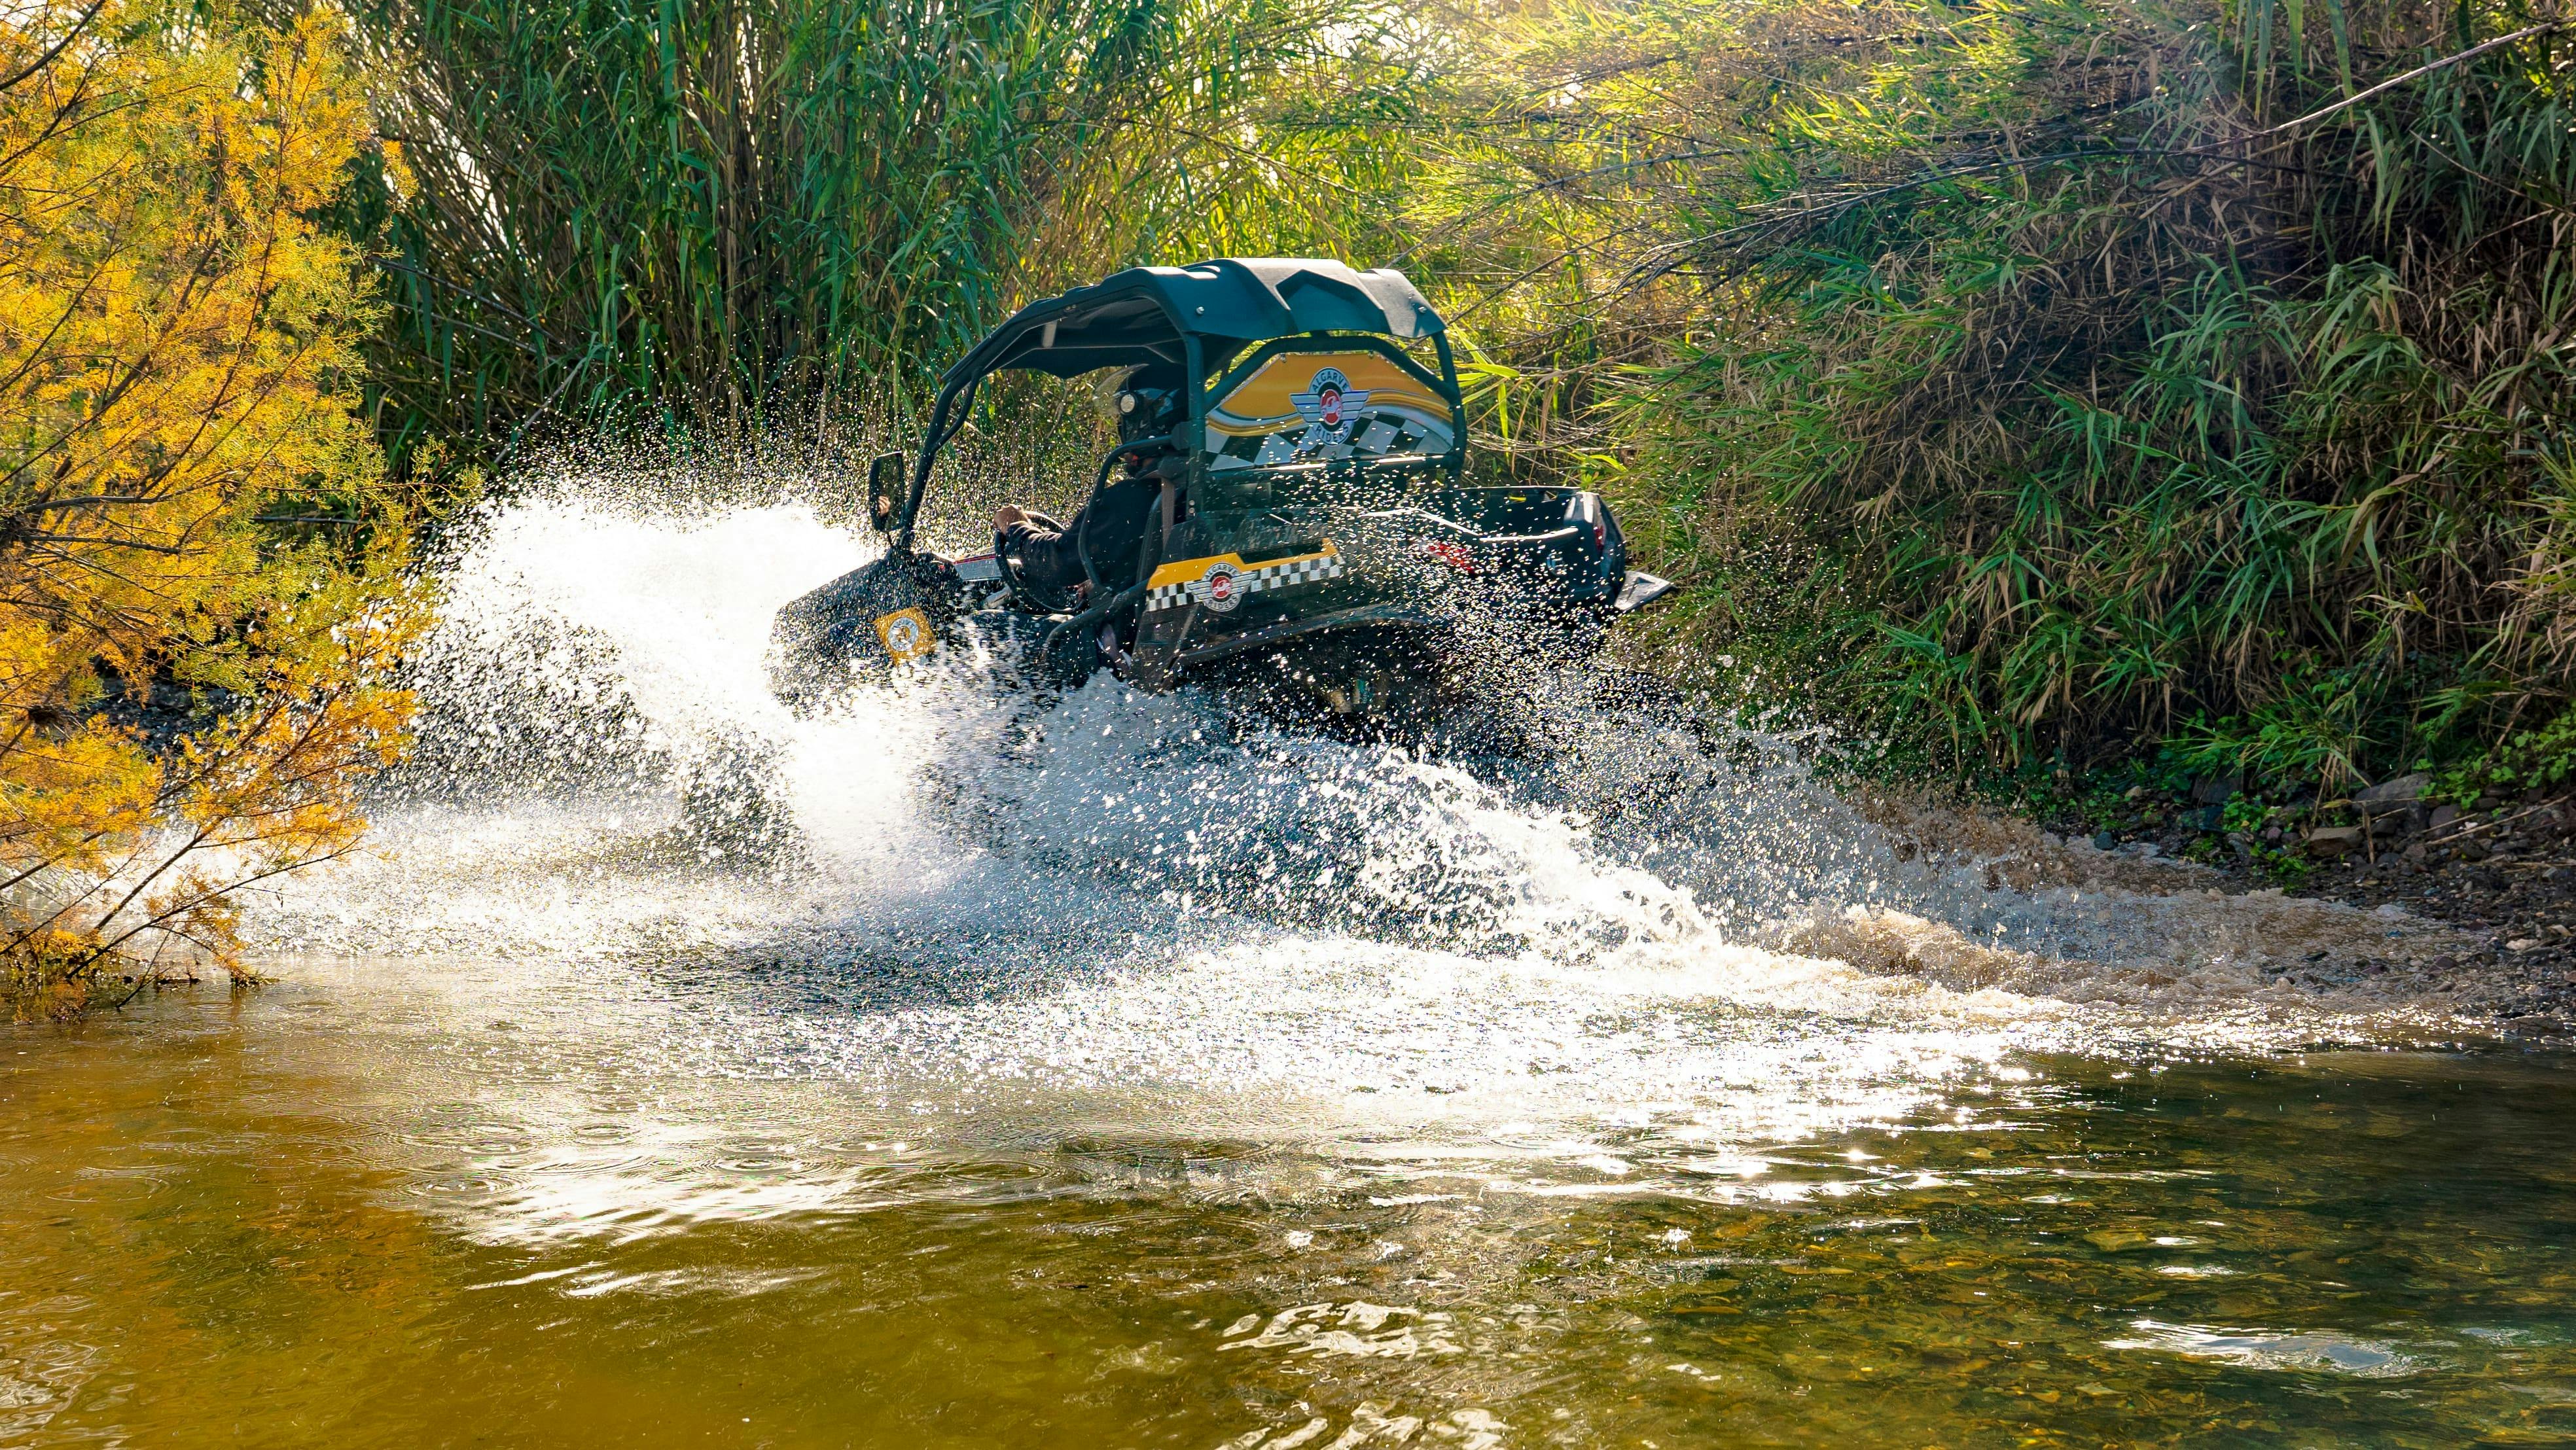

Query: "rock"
<box><xmin>2511</xmin><ymin>938</ymin><xmax>2543</xmax><ymax>952</ymax></box>
<box><xmin>2355</xmin><ymin>773</ymin><xmax>2430</xmax><ymax>812</ymax></box>
<box><xmin>2429</xmin><ymin>803</ymin><xmax>2462</xmax><ymax>833</ymax></box>
<box><xmin>2092</xmin><ymin>830</ymin><xmax>2117</xmax><ymax>851</ymax></box>
<box><xmin>2308</xmin><ymin>825</ymin><xmax>2367</xmax><ymax>857</ymax></box>
<box><xmin>2189</xmin><ymin>773</ymin><xmax>2242</xmax><ymax>806</ymax></box>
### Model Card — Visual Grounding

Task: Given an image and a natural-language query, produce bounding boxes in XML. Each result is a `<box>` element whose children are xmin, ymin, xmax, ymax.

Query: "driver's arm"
<box><xmin>998</xmin><ymin>504</ymin><xmax>1091</xmax><ymax>597</ymax></box>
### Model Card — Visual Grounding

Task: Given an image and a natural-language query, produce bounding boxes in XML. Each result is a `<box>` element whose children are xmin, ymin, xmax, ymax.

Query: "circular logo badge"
<box><xmin>1200</xmin><ymin>560</ymin><xmax>1243</xmax><ymax>613</ymax></box>
<box><xmin>874</xmin><ymin>606</ymin><xmax>934</xmax><ymax>663</ymax></box>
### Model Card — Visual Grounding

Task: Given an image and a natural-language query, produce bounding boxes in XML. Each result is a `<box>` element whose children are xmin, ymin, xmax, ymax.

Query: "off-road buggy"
<box><xmin>770</xmin><ymin>258</ymin><xmax>1672</xmax><ymax>724</ymax></box>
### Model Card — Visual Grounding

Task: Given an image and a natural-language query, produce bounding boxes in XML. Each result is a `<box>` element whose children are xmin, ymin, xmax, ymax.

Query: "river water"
<box><xmin>9</xmin><ymin>498</ymin><xmax>2576</xmax><ymax>1447</ymax></box>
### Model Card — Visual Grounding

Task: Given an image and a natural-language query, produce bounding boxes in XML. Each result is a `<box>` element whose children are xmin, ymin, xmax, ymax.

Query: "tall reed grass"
<box><xmin>342</xmin><ymin>0</ymin><xmax>1384</xmax><ymax>464</ymax></box>
<box><xmin>338</xmin><ymin>0</ymin><xmax>2576</xmax><ymax>790</ymax></box>
<box><xmin>1334</xmin><ymin>0</ymin><xmax>2576</xmax><ymax>789</ymax></box>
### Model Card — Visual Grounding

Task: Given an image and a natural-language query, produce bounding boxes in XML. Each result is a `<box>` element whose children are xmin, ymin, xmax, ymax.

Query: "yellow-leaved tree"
<box><xmin>1</xmin><ymin>0</ymin><xmax>422</xmax><ymax>1014</ymax></box>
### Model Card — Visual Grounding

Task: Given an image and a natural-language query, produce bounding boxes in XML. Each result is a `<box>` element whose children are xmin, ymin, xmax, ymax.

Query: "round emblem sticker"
<box><xmin>1200</xmin><ymin>560</ymin><xmax>1243</xmax><ymax>613</ymax></box>
<box><xmin>874</xmin><ymin>606</ymin><xmax>934</xmax><ymax>663</ymax></box>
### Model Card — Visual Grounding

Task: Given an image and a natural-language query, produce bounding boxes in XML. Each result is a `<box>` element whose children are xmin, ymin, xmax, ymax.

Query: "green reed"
<box><xmin>336</xmin><ymin>0</ymin><xmax>2576</xmax><ymax>791</ymax></box>
<box><xmin>1332</xmin><ymin>0</ymin><xmax>2576</xmax><ymax>788</ymax></box>
<box><xmin>340</xmin><ymin>0</ymin><xmax>1383</xmax><ymax>465</ymax></box>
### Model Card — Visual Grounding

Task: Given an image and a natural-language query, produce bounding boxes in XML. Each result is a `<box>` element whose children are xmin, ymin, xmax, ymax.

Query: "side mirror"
<box><xmin>867</xmin><ymin>451</ymin><xmax>905</xmax><ymax>534</ymax></box>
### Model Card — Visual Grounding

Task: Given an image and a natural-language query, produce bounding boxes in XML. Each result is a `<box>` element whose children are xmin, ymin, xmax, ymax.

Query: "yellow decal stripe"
<box><xmin>1147</xmin><ymin>546</ymin><xmax>1337</xmax><ymax>592</ymax></box>
<box><xmin>1207</xmin><ymin>383</ymin><xmax>1454</xmax><ymax>438</ymax></box>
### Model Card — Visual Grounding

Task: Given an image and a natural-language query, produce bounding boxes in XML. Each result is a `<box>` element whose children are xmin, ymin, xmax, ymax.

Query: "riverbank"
<box><xmin>1865</xmin><ymin>786</ymin><xmax>2576</xmax><ymax>1033</ymax></box>
<box><xmin>2221</xmin><ymin>799</ymin><xmax>2576</xmax><ymax>1027</ymax></box>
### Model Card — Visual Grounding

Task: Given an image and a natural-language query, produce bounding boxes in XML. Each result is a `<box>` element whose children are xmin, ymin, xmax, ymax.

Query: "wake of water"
<box><xmin>238</xmin><ymin>486</ymin><xmax>2475</xmax><ymax>1164</ymax></box>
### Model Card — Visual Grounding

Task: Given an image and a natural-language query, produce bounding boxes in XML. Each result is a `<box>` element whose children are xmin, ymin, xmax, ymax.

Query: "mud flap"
<box><xmin>767</xmin><ymin>556</ymin><xmax>936</xmax><ymax>705</ymax></box>
<box><xmin>1126</xmin><ymin>601</ymin><xmax>1201</xmax><ymax>692</ymax></box>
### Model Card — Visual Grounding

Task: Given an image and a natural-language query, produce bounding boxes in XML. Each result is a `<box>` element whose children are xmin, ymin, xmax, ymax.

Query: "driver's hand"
<box><xmin>992</xmin><ymin>504</ymin><xmax>1026</xmax><ymax>529</ymax></box>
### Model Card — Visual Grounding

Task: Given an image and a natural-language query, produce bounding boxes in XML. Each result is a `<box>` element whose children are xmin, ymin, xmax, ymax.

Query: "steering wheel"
<box><xmin>995</xmin><ymin>510</ymin><xmax>1079</xmax><ymax>614</ymax></box>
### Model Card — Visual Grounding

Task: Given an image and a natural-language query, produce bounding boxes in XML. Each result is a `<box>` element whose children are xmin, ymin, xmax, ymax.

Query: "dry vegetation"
<box><xmin>1452</xmin><ymin>0</ymin><xmax>2576</xmax><ymax>793</ymax></box>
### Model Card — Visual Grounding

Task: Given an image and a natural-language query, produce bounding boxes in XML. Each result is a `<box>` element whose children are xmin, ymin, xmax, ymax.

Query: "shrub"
<box><xmin>1264</xmin><ymin>0</ymin><xmax>2576</xmax><ymax>789</ymax></box>
<box><xmin>0</xmin><ymin>0</ymin><xmax>423</xmax><ymax>1014</ymax></box>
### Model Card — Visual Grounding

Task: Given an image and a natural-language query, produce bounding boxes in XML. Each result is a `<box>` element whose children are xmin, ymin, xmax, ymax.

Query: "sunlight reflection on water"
<box><xmin>11</xmin><ymin>493</ymin><xmax>2556</xmax><ymax>1447</ymax></box>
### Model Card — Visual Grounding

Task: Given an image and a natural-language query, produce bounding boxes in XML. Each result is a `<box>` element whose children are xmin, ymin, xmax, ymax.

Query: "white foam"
<box><xmin>244</xmin><ymin>489</ymin><xmax>2475</xmax><ymax>1172</ymax></box>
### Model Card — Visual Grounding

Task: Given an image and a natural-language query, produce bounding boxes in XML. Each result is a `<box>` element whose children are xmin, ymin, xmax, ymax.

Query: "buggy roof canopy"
<box><xmin>944</xmin><ymin>258</ymin><xmax>1444</xmax><ymax>383</ymax></box>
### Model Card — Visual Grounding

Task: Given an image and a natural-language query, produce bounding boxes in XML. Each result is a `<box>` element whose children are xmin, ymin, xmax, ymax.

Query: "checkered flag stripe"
<box><xmin>1268</xmin><ymin>555</ymin><xmax>1344</xmax><ymax>589</ymax></box>
<box><xmin>1143</xmin><ymin>548</ymin><xmax>1345</xmax><ymax>614</ymax></box>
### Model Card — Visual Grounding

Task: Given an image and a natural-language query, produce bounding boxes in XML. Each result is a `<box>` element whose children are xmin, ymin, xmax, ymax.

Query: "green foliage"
<box><xmin>2244</xmin><ymin>840</ymin><xmax>2314</xmax><ymax>885</ymax></box>
<box><xmin>2164</xmin><ymin>663</ymin><xmax>2389</xmax><ymax>796</ymax></box>
<box><xmin>1608</xmin><ymin>0</ymin><xmax>2576</xmax><ymax>777</ymax></box>
<box><xmin>2220</xmin><ymin>795</ymin><xmax>2270</xmax><ymax>836</ymax></box>
<box><xmin>2439</xmin><ymin>707</ymin><xmax>2576</xmax><ymax>805</ymax></box>
<box><xmin>321</xmin><ymin>0</ymin><xmax>2576</xmax><ymax>802</ymax></box>
<box><xmin>1234</xmin><ymin>0</ymin><xmax>2576</xmax><ymax>792</ymax></box>
<box><xmin>340</xmin><ymin>0</ymin><xmax>1391</xmax><ymax>465</ymax></box>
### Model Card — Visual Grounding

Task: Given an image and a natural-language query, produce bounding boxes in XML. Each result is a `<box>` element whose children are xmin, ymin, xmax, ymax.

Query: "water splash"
<box><xmin>245</xmin><ymin>486</ymin><xmax>2477</xmax><ymax>1154</ymax></box>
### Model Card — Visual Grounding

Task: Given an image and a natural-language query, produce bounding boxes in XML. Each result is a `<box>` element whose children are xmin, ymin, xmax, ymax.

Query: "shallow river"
<box><xmin>9</xmin><ymin>499</ymin><xmax>2575</xmax><ymax>1447</ymax></box>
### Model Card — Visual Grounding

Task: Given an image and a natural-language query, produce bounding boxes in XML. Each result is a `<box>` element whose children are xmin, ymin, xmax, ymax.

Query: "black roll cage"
<box><xmin>891</xmin><ymin>317</ymin><xmax>1465</xmax><ymax>558</ymax></box>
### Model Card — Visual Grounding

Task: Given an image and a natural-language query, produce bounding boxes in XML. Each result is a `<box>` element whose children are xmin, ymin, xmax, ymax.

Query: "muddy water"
<box><xmin>11</xmin><ymin>973</ymin><xmax>2576</xmax><ymax>1447</ymax></box>
<box><xmin>8</xmin><ymin>496</ymin><xmax>2573</xmax><ymax>1447</ymax></box>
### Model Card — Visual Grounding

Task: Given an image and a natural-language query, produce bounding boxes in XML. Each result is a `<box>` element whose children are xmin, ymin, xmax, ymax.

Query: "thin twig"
<box><xmin>0</xmin><ymin>0</ymin><xmax>107</xmax><ymax>94</ymax></box>
<box><xmin>2425</xmin><ymin>800</ymin><xmax>2556</xmax><ymax>849</ymax></box>
<box><xmin>2236</xmin><ymin>22</ymin><xmax>2569</xmax><ymax>143</ymax></box>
